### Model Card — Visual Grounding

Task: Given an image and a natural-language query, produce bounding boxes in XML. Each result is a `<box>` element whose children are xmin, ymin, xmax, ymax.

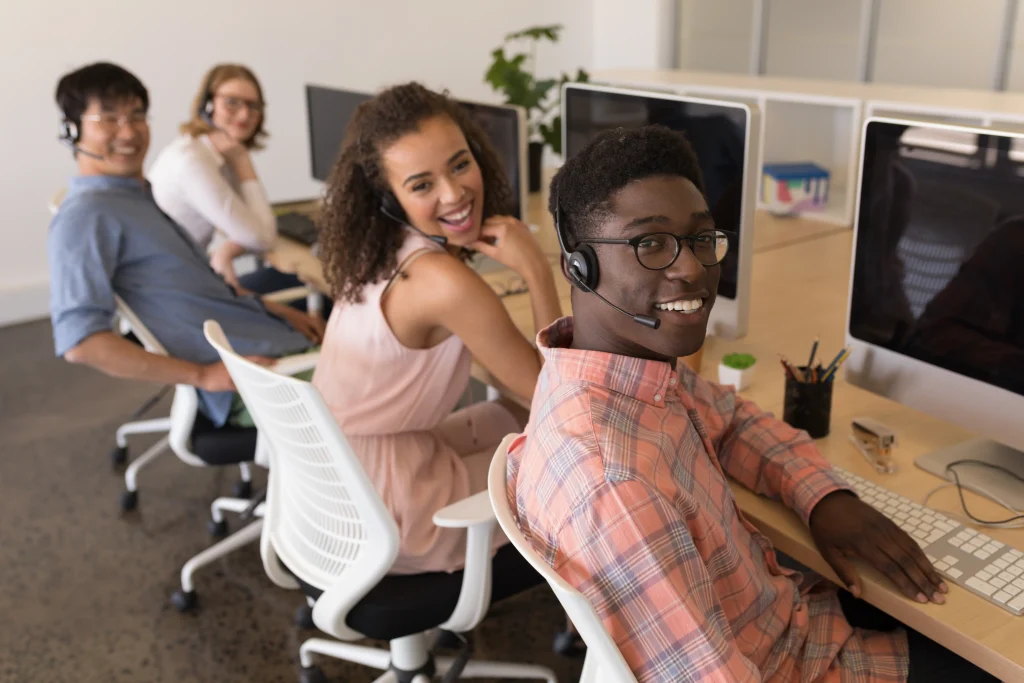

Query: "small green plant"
<box><xmin>484</xmin><ymin>24</ymin><xmax>589</xmax><ymax>156</ymax></box>
<box><xmin>722</xmin><ymin>353</ymin><xmax>757</xmax><ymax>370</ymax></box>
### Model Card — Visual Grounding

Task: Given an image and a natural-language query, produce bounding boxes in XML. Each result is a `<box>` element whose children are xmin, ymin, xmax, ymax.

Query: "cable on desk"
<box><xmin>920</xmin><ymin>459</ymin><xmax>1024</xmax><ymax>528</ymax></box>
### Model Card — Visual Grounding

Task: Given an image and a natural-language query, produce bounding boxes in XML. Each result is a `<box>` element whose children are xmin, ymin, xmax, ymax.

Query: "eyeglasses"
<box><xmin>80</xmin><ymin>112</ymin><xmax>149</xmax><ymax>132</ymax></box>
<box><xmin>215</xmin><ymin>95</ymin><xmax>264</xmax><ymax>115</ymax></box>
<box><xmin>577</xmin><ymin>229</ymin><xmax>733</xmax><ymax>270</ymax></box>
<box><xmin>491</xmin><ymin>274</ymin><xmax>528</xmax><ymax>298</ymax></box>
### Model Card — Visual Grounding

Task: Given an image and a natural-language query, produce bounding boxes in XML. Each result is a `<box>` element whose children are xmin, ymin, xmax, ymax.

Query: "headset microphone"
<box><xmin>378</xmin><ymin>196</ymin><xmax>449</xmax><ymax>247</ymax></box>
<box><xmin>58</xmin><ymin>119</ymin><xmax>104</xmax><ymax>160</ymax></box>
<box><xmin>554</xmin><ymin>190</ymin><xmax>661</xmax><ymax>330</ymax></box>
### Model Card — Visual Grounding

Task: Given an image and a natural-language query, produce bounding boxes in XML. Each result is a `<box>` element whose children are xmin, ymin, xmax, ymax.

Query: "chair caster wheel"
<box><xmin>295</xmin><ymin>603</ymin><xmax>315</xmax><ymax>629</ymax></box>
<box><xmin>208</xmin><ymin>519</ymin><xmax>228</xmax><ymax>538</ymax></box>
<box><xmin>299</xmin><ymin>665</ymin><xmax>327</xmax><ymax>683</ymax></box>
<box><xmin>232</xmin><ymin>480</ymin><xmax>253</xmax><ymax>498</ymax></box>
<box><xmin>120</xmin><ymin>490</ymin><xmax>138</xmax><ymax>511</ymax></box>
<box><xmin>553</xmin><ymin>629</ymin><xmax>586</xmax><ymax>657</ymax></box>
<box><xmin>111</xmin><ymin>445</ymin><xmax>128</xmax><ymax>467</ymax></box>
<box><xmin>171</xmin><ymin>589</ymin><xmax>197</xmax><ymax>612</ymax></box>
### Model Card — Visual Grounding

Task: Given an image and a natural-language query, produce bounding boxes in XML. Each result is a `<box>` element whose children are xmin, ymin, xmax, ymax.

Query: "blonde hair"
<box><xmin>180</xmin><ymin>64</ymin><xmax>268</xmax><ymax>150</ymax></box>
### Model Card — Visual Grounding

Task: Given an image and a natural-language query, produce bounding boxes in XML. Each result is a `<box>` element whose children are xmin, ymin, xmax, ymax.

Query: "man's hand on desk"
<box><xmin>809</xmin><ymin>490</ymin><xmax>950</xmax><ymax>605</ymax></box>
<box><xmin>263</xmin><ymin>300</ymin><xmax>326</xmax><ymax>344</ymax></box>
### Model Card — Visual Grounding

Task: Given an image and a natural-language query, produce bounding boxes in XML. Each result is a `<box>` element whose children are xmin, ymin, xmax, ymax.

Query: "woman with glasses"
<box><xmin>149</xmin><ymin>64</ymin><xmax>298</xmax><ymax>294</ymax></box>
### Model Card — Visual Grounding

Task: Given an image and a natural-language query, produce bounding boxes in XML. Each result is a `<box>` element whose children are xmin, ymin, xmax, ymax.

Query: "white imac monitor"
<box><xmin>458</xmin><ymin>99</ymin><xmax>528</xmax><ymax>222</ymax></box>
<box><xmin>846</xmin><ymin>117</ymin><xmax>1024</xmax><ymax>502</ymax></box>
<box><xmin>562</xmin><ymin>82</ymin><xmax>760</xmax><ymax>339</ymax></box>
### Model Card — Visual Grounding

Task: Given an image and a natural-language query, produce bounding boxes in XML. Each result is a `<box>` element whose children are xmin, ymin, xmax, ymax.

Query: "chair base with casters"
<box><xmin>170</xmin><ymin>494</ymin><xmax>267</xmax><ymax>611</ymax></box>
<box><xmin>118</xmin><ymin>403</ymin><xmax>256</xmax><ymax>512</ymax></box>
<box><xmin>293</xmin><ymin>545</ymin><xmax>556</xmax><ymax>683</ymax></box>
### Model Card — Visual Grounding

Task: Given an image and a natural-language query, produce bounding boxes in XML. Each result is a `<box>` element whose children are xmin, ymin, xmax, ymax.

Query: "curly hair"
<box><xmin>318</xmin><ymin>82</ymin><xmax>513</xmax><ymax>303</ymax></box>
<box><xmin>549</xmin><ymin>125</ymin><xmax>707</xmax><ymax>245</ymax></box>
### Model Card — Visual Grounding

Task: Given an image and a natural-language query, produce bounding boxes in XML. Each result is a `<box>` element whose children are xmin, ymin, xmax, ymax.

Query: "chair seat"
<box><xmin>294</xmin><ymin>544</ymin><xmax>543</xmax><ymax>641</ymax></box>
<box><xmin>189</xmin><ymin>411</ymin><xmax>257</xmax><ymax>466</ymax></box>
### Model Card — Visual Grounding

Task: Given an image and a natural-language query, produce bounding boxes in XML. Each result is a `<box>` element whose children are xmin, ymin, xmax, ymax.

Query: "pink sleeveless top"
<box><xmin>312</xmin><ymin>230</ymin><xmax>513</xmax><ymax>574</ymax></box>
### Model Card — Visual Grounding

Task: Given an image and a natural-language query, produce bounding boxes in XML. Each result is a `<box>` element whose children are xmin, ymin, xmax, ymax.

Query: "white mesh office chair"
<box><xmin>488</xmin><ymin>436</ymin><xmax>638</xmax><ymax>683</ymax></box>
<box><xmin>205</xmin><ymin>320</ymin><xmax>557</xmax><ymax>683</ymax></box>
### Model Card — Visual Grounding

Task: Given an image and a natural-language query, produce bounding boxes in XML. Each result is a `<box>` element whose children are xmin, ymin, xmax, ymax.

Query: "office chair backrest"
<box><xmin>114</xmin><ymin>295</ymin><xmax>167</xmax><ymax>355</ymax></box>
<box><xmin>204</xmin><ymin>320</ymin><xmax>399</xmax><ymax>639</ymax></box>
<box><xmin>488</xmin><ymin>435</ymin><xmax>638</xmax><ymax>683</ymax></box>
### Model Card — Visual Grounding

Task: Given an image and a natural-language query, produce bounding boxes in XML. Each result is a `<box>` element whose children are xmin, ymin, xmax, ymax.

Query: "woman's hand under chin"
<box><xmin>468</xmin><ymin>216</ymin><xmax>547</xmax><ymax>279</ymax></box>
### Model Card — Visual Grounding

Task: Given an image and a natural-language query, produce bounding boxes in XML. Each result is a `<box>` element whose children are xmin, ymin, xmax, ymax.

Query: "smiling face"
<box><xmin>210</xmin><ymin>77</ymin><xmax>263</xmax><ymax>144</ymax></box>
<box><xmin>572</xmin><ymin>174</ymin><xmax>720</xmax><ymax>362</ymax></box>
<box><xmin>76</xmin><ymin>95</ymin><xmax>150</xmax><ymax>179</ymax></box>
<box><xmin>380</xmin><ymin>114</ymin><xmax>485</xmax><ymax>247</ymax></box>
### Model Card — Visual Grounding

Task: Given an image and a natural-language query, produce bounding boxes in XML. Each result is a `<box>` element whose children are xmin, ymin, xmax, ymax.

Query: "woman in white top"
<box><xmin>149</xmin><ymin>64</ymin><xmax>303</xmax><ymax>297</ymax></box>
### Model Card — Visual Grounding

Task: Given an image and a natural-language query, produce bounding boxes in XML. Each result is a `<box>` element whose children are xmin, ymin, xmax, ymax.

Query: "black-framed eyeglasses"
<box><xmin>577</xmin><ymin>229</ymin><xmax>733</xmax><ymax>270</ymax></box>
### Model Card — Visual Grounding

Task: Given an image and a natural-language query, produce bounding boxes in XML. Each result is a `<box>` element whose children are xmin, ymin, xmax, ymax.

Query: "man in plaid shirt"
<box><xmin>507</xmin><ymin>126</ymin><xmax>997</xmax><ymax>682</ymax></box>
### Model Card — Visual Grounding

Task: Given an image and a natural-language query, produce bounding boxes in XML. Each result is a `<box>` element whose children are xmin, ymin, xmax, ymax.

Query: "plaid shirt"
<box><xmin>508</xmin><ymin>318</ymin><xmax>908</xmax><ymax>682</ymax></box>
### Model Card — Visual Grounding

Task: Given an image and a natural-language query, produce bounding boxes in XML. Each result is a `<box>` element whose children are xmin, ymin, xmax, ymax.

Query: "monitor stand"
<box><xmin>915</xmin><ymin>438</ymin><xmax>1024</xmax><ymax>512</ymax></box>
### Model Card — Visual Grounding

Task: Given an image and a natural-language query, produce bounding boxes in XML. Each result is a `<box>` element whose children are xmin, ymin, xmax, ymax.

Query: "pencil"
<box><xmin>807</xmin><ymin>336</ymin><xmax>820</xmax><ymax>370</ymax></box>
<box><xmin>779</xmin><ymin>358</ymin><xmax>797</xmax><ymax>382</ymax></box>
<box><xmin>821</xmin><ymin>349</ymin><xmax>850</xmax><ymax>383</ymax></box>
<box><xmin>820</xmin><ymin>347</ymin><xmax>848</xmax><ymax>379</ymax></box>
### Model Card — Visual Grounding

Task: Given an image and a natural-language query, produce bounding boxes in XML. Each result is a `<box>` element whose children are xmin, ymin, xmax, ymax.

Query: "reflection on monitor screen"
<box><xmin>306</xmin><ymin>85</ymin><xmax>371</xmax><ymax>183</ymax></box>
<box><xmin>850</xmin><ymin>121</ymin><xmax>1024</xmax><ymax>398</ymax></box>
<box><xmin>564</xmin><ymin>85</ymin><xmax>750</xmax><ymax>301</ymax></box>
<box><xmin>458</xmin><ymin>101</ymin><xmax>525</xmax><ymax>221</ymax></box>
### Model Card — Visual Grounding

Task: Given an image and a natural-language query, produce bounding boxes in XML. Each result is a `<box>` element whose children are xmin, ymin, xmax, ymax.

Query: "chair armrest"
<box><xmin>433</xmin><ymin>490</ymin><xmax>496</xmax><ymax>528</ymax></box>
<box><xmin>263</xmin><ymin>286</ymin><xmax>311</xmax><ymax>304</ymax></box>
<box><xmin>436</xmin><ymin>491</ymin><xmax>498</xmax><ymax>633</ymax></box>
<box><xmin>271</xmin><ymin>351</ymin><xmax>320</xmax><ymax>376</ymax></box>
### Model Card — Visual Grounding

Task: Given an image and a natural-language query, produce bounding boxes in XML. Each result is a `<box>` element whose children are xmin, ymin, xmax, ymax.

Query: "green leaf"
<box><xmin>539</xmin><ymin>115</ymin><xmax>563</xmax><ymax>156</ymax></box>
<box><xmin>505</xmin><ymin>24</ymin><xmax>563</xmax><ymax>43</ymax></box>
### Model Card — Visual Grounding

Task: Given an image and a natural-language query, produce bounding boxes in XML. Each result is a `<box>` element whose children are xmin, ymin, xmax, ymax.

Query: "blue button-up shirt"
<box><xmin>48</xmin><ymin>175</ymin><xmax>310</xmax><ymax>426</ymax></box>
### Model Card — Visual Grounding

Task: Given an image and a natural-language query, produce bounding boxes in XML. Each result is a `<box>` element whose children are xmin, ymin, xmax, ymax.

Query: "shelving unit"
<box><xmin>593</xmin><ymin>68</ymin><xmax>1024</xmax><ymax>227</ymax></box>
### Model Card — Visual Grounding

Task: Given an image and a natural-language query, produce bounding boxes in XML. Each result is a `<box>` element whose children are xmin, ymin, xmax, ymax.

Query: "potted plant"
<box><xmin>719</xmin><ymin>352</ymin><xmax>757</xmax><ymax>391</ymax></box>
<box><xmin>484</xmin><ymin>24</ymin><xmax>589</xmax><ymax>192</ymax></box>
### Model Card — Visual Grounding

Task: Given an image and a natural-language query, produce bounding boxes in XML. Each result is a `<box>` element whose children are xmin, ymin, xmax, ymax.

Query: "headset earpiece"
<box><xmin>379</xmin><ymin>191</ymin><xmax>408</xmax><ymax>225</ymax></box>
<box><xmin>554</xmin><ymin>191</ymin><xmax>599</xmax><ymax>292</ymax></box>
<box><xmin>567</xmin><ymin>245</ymin><xmax>599</xmax><ymax>292</ymax></box>
<box><xmin>59</xmin><ymin>119</ymin><xmax>79</xmax><ymax>144</ymax></box>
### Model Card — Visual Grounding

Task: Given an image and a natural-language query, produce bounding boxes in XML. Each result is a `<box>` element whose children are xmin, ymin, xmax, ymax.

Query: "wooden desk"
<box><xmin>704</xmin><ymin>231</ymin><xmax>1024</xmax><ymax>681</ymax></box>
<box><xmin>270</xmin><ymin>200</ymin><xmax>1021</xmax><ymax>678</ymax></box>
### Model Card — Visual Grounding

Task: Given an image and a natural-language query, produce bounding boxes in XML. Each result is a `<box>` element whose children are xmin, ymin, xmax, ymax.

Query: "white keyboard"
<box><xmin>834</xmin><ymin>466</ymin><xmax>1024</xmax><ymax>616</ymax></box>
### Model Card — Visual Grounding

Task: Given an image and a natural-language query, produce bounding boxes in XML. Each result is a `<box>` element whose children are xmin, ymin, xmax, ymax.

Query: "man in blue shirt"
<box><xmin>49</xmin><ymin>62</ymin><xmax>323</xmax><ymax>427</ymax></box>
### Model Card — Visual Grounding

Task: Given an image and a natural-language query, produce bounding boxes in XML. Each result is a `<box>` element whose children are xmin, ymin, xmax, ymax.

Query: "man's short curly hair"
<box><xmin>549</xmin><ymin>125</ymin><xmax>707</xmax><ymax>245</ymax></box>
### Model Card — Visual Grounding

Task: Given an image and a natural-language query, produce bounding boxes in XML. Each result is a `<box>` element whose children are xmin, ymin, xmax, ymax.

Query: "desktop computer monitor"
<box><xmin>562</xmin><ymin>83</ymin><xmax>759</xmax><ymax>339</ymax></box>
<box><xmin>846</xmin><ymin>117</ymin><xmax>1024</xmax><ymax>504</ymax></box>
<box><xmin>457</xmin><ymin>100</ymin><xmax>527</xmax><ymax>222</ymax></box>
<box><xmin>306</xmin><ymin>84</ymin><xmax>372</xmax><ymax>182</ymax></box>
<box><xmin>306</xmin><ymin>86</ymin><xmax>527</xmax><ymax>222</ymax></box>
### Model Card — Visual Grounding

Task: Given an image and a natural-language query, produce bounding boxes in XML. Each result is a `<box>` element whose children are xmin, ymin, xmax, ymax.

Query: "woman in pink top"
<box><xmin>312</xmin><ymin>83</ymin><xmax>562</xmax><ymax>575</ymax></box>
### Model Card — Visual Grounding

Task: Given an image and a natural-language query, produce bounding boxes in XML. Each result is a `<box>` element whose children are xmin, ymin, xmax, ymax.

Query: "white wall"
<box><xmin>764</xmin><ymin>0</ymin><xmax>864</xmax><ymax>81</ymax></box>
<box><xmin>676</xmin><ymin>0</ymin><xmax>754</xmax><ymax>74</ymax></box>
<box><xmin>593</xmin><ymin>0</ymin><xmax>675</xmax><ymax>70</ymax></box>
<box><xmin>0</xmin><ymin>0</ymin><xmax>592</xmax><ymax>326</ymax></box>
<box><xmin>871</xmin><ymin>0</ymin><xmax>1005</xmax><ymax>89</ymax></box>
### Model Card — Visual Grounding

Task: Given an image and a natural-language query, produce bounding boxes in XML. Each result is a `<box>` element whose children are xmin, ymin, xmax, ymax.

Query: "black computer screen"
<box><xmin>564</xmin><ymin>87</ymin><xmax>749</xmax><ymax>300</ymax></box>
<box><xmin>306</xmin><ymin>85</ymin><xmax>371</xmax><ymax>182</ymax></box>
<box><xmin>459</xmin><ymin>101</ymin><xmax>524</xmax><ymax>220</ymax></box>
<box><xmin>850</xmin><ymin>120</ymin><xmax>1024</xmax><ymax>396</ymax></box>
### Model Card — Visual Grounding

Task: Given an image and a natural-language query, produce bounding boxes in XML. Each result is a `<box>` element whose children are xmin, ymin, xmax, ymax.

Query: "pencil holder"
<box><xmin>783</xmin><ymin>366</ymin><xmax>833</xmax><ymax>439</ymax></box>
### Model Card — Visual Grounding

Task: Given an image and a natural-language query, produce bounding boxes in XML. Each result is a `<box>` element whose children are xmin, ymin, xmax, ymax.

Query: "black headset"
<box><xmin>198</xmin><ymin>71</ymin><xmax>216</xmax><ymax>127</ymax></box>
<box><xmin>58</xmin><ymin>118</ymin><xmax>80</xmax><ymax>145</ymax></box>
<box><xmin>554</xmin><ymin>186</ymin><xmax>660</xmax><ymax>329</ymax></box>
<box><xmin>555</xmin><ymin>198</ymin><xmax>600</xmax><ymax>293</ymax></box>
